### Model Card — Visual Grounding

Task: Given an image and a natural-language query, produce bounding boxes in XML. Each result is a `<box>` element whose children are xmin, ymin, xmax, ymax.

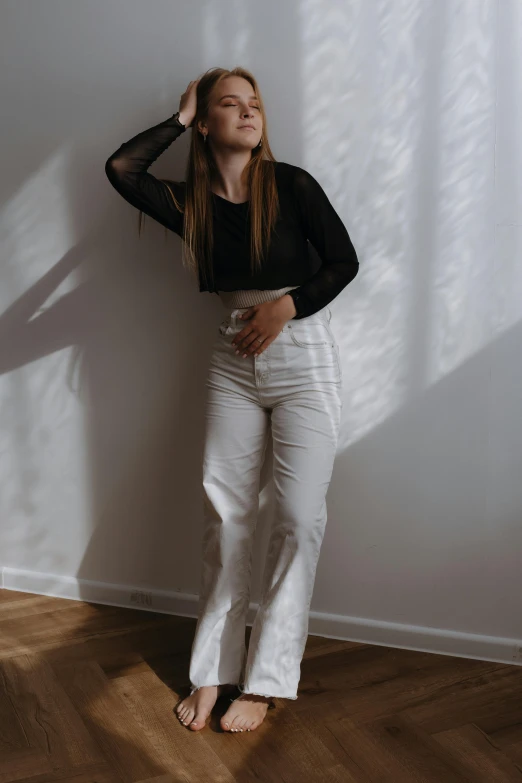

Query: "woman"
<box><xmin>105</xmin><ymin>66</ymin><xmax>359</xmax><ymax>734</ymax></box>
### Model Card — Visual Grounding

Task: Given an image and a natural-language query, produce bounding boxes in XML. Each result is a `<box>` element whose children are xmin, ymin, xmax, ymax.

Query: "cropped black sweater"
<box><xmin>104</xmin><ymin>112</ymin><xmax>359</xmax><ymax>319</ymax></box>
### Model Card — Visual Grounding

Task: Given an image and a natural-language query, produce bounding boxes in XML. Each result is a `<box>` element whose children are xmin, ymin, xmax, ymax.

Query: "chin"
<box><xmin>233</xmin><ymin>140</ymin><xmax>258</xmax><ymax>150</ymax></box>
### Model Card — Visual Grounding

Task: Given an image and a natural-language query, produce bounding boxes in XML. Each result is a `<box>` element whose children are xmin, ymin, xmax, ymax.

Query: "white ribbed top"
<box><xmin>217</xmin><ymin>285</ymin><xmax>299</xmax><ymax>309</ymax></box>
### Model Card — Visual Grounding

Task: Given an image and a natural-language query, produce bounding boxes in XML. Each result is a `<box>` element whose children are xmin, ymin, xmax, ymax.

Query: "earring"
<box><xmin>203</xmin><ymin>133</ymin><xmax>207</xmax><ymax>143</ymax></box>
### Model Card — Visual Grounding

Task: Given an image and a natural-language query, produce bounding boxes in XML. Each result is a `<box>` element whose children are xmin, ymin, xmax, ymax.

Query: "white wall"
<box><xmin>1</xmin><ymin>0</ymin><xmax>520</xmax><ymax>665</ymax></box>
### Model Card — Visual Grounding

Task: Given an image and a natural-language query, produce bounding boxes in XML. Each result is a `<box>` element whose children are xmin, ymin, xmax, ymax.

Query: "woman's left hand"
<box><xmin>231</xmin><ymin>295</ymin><xmax>297</xmax><ymax>357</ymax></box>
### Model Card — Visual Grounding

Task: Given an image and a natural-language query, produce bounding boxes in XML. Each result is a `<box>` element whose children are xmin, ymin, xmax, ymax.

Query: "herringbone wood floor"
<box><xmin>1</xmin><ymin>588</ymin><xmax>521</xmax><ymax>782</ymax></box>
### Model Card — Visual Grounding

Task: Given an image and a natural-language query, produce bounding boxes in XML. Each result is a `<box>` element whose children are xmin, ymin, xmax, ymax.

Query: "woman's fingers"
<box><xmin>233</xmin><ymin>333</ymin><xmax>273</xmax><ymax>357</ymax></box>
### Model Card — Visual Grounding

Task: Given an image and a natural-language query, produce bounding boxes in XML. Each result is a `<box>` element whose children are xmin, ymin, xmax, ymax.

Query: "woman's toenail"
<box><xmin>224</xmin><ymin>723</ymin><xmax>229</xmax><ymax>728</ymax></box>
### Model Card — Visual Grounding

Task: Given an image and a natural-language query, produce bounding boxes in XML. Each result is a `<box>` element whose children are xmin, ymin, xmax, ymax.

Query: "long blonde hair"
<box><xmin>137</xmin><ymin>66</ymin><xmax>280</xmax><ymax>291</ymax></box>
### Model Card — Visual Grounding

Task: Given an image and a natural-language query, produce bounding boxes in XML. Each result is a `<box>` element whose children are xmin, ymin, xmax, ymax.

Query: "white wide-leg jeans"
<box><xmin>188</xmin><ymin>303</ymin><xmax>343</xmax><ymax>701</ymax></box>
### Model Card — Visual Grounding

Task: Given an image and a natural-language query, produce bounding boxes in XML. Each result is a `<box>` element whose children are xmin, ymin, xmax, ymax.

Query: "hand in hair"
<box><xmin>178</xmin><ymin>79</ymin><xmax>200</xmax><ymax>128</ymax></box>
<box><xmin>231</xmin><ymin>296</ymin><xmax>297</xmax><ymax>357</ymax></box>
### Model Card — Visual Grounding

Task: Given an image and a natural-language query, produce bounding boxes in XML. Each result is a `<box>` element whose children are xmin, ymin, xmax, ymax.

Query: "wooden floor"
<box><xmin>1</xmin><ymin>589</ymin><xmax>521</xmax><ymax>782</ymax></box>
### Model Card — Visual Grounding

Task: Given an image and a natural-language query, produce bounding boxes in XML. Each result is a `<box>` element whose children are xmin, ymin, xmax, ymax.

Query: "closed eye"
<box><xmin>224</xmin><ymin>104</ymin><xmax>260</xmax><ymax>109</ymax></box>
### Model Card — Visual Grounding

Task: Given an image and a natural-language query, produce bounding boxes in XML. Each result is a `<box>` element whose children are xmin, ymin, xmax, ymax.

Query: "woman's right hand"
<box><xmin>178</xmin><ymin>79</ymin><xmax>200</xmax><ymax>128</ymax></box>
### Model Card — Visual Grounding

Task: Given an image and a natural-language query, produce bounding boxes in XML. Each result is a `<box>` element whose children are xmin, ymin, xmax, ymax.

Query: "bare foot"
<box><xmin>175</xmin><ymin>684</ymin><xmax>236</xmax><ymax>731</ymax></box>
<box><xmin>220</xmin><ymin>693</ymin><xmax>274</xmax><ymax>732</ymax></box>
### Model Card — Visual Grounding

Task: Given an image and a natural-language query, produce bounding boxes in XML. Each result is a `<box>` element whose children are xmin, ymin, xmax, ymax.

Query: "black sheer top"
<box><xmin>105</xmin><ymin>112</ymin><xmax>359</xmax><ymax>319</ymax></box>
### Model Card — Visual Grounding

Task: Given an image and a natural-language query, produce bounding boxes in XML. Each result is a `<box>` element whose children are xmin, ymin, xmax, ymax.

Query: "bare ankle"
<box><xmin>190</xmin><ymin>683</ymin><xmax>235</xmax><ymax>696</ymax></box>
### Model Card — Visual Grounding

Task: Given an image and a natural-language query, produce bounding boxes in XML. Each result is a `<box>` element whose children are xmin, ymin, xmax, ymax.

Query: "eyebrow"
<box><xmin>219</xmin><ymin>94</ymin><xmax>259</xmax><ymax>101</ymax></box>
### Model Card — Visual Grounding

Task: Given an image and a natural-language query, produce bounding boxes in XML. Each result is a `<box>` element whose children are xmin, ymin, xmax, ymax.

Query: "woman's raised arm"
<box><xmin>105</xmin><ymin>80</ymin><xmax>199</xmax><ymax>235</ymax></box>
<box><xmin>105</xmin><ymin>112</ymin><xmax>187</xmax><ymax>235</ymax></box>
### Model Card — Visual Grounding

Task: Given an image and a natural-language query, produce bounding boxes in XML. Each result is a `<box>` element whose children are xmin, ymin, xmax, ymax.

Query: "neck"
<box><xmin>210</xmin><ymin>146</ymin><xmax>252</xmax><ymax>202</ymax></box>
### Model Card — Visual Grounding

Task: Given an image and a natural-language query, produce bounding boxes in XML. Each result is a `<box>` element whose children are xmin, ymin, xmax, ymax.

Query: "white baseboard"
<box><xmin>2</xmin><ymin>566</ymin><xmax>521</xmax><ymax>666</ymax></box>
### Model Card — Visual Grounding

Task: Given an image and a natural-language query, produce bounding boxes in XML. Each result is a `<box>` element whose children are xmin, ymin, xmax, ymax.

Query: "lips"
<box><xmin>238</xmin><ymin>125</ymin><xmax>255</xmax><ymax>130</ymax></box>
